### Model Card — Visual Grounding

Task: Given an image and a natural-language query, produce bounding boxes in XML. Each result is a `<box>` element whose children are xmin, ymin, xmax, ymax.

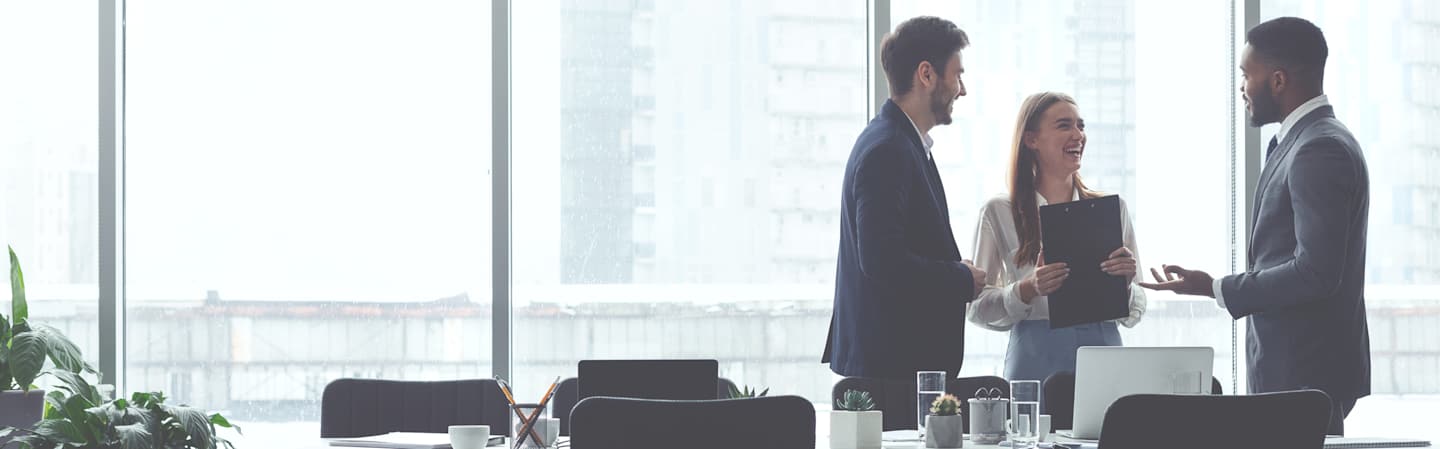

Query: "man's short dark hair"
<box><xmin>881</xmin><ymin>16</ymin><xmax>970</xmax><ymax>96</ymax></box>
<box><xmin>1246</xmin><ymin>17</ymin><xmax>1328</xmax><ymax>88</ymax></box>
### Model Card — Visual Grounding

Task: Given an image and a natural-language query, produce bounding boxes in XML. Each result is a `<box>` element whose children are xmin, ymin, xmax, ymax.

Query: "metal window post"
<box><xmin>99</xmin><ymin>0</ymin><xmax>127</xmax><ymax>391</ymax></box>
<box><xmin>869</xmin><ymin>0</ymin><xmax>890</xmax><ymax>115</ymax></box>
<box><xmin>492</xmin><ymin>0</ymin><xmax>514</xmax><ymax>383</ymax></box>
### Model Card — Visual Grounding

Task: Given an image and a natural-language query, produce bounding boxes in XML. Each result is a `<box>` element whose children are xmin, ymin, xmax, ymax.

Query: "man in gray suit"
<box><xmin>1140</xmin><ymin>17</ymin><xmax>1369</xmax><ymax>435</ymax></box>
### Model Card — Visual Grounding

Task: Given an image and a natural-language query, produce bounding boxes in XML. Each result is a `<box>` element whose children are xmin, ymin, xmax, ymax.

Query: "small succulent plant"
<box><xmin>834</xmin><ymin>389</ymin><xmax>876</xmax><ymax>411</ymax></box>
<box><xmin>728</xmin><ymin>384</ymin><xmax>770</xmax><ymax>399</ymax></box>
<box><xmin>930</xmin><ymin>394</ymin><xmax>961</xmax><ymax>416</ymax></box>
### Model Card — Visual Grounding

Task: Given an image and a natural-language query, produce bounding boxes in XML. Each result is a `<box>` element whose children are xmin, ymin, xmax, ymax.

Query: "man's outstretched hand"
<box><xmin>1137</xmin><ymin>264</ymin><xmax>1215</xmax><ymax>298</ymax></box>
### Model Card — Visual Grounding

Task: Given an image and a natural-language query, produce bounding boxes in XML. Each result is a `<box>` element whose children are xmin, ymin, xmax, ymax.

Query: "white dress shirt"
<box><xmin>967</xmin><ymin>191</ymin><xmax>1147</xmax><ymax>330</ymax></box>
<box><xmin>898</xmin><ymin>107</ymin><xmax>934</xmax><ymax>159</ymax></box>
<box><xmin>1213</xmin><ymin>94</ymin><xmax>1331</xmax><ymax>309</ymax></box>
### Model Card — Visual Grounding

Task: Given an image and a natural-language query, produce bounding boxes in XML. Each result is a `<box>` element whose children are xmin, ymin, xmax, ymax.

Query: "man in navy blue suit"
<box><xmin>823</xmin><ymin>16</ymin><xmax>985</xmax><ymax>380</ymax></box>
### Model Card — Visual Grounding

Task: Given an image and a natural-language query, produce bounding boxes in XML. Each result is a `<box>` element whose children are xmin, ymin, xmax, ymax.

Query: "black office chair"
<box><xmin>1042</xmin><ymin>370</ymin><xmax>1224</xmax><ymax>431</ymax></box>
<box><xmin>319</xmin><ymin>378</ymin><xmax>512</xmax><ymax>438</ymax></box>
<box><xmin>553</xmin><ymin>376</ymin><xmax>742</xmax><ymax>435</ymax></box>
<box><xmin>831</xmin><ymin>375</ymin><xmax>1008</xmax><ymax>432</ymax></box>
<box><xmin>1097</xmin><ymin>390</ymin><xmax>1331</xmax><ymax>449</ymax></box>
<box><xmin>569</xmin><ymin>396</ymin><xmax>815</xmax><ymax>449</ymax></box>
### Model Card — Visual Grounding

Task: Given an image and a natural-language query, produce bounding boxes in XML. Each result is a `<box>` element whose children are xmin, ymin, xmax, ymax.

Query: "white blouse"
<box><xmin>966</xmin><ymin>191</ymin><xmax>1147</xmax><ymax>331</ymax></box>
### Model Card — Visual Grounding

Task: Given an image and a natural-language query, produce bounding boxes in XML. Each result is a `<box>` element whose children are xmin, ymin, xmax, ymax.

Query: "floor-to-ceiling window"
<box><xmin>0</xmin><ymin>0</ymin><xmax>101</xmax><ymax>381</ymax></box>
<box><xmin>125</xmin><ymin>2</ymin><xmax>492</xmax><ymax>446</ymax></box>
<box><xmin>508</xmin><ymin>0</ymin><xmax>868</xmax><ymax>403</ymax></box>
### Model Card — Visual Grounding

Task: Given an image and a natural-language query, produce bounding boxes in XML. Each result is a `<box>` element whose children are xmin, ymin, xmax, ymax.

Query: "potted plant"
<box><xmin>0</xmin><ymin>246</ymin><xmax>240</xmax><ymax>448</ymax></box>
<box><xmin>1</xmin><ymin>246</ymin><xmax>94</xmax><ymax>436</ymax></box>
<box><xmin>726</xmin><ymin>384</ymin><xmax>769</xmax><ymax>399</ymax></box>
<box><xmin>830</xmin><ymin>389</ymin><xmax>880</xmax><ymax>449</ymax></box>
<box><xmin>0</xmin><ymin>370</ymin><xmax>240</xmax><ymax>449</ymax></box>
<box><xmin>925</xmin><ymin>394</ymin><xmax>963</xmax><ymax>448</ymax></box>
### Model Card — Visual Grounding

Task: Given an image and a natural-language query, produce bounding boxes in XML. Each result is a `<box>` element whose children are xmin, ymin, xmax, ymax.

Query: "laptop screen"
<box><xmin>1070</xmin><ymin>346</ymin><xmax>1214</xmax><ymax>440</ymax></box>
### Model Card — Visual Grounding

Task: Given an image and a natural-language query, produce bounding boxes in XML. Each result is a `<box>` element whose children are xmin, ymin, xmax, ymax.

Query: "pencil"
<box><xmin>514</xmin><ymin>376</ymin><xmax>561</xmax><ymax>449</ymax></box>
<box><xmin>495</xmin><ymin>377</ymin><xmax>545</xmax><ymax>446</ymax></box>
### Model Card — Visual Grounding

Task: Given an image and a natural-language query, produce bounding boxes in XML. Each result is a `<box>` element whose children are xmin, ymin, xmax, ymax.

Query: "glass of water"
<box><xmin>916</xmin><ymin>371</ymin><xmax>946</xmax><ymax>438</ymax></box>
<box><xmin>1009</xmin><ymin>380</ymin><xmax>1041</xmax><ymax>449</ymax></box>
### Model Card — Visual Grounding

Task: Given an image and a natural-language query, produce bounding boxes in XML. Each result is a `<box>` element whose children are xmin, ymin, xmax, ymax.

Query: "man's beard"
<box><xmin>930</xmin><ymin>87</ymin><xmax>953</xmax><ymax>125</ymax></box>
<box><xmin>1248</xmin><ymin>83</ymin><xmax>1281</xmax><ymax>127</ymax></box>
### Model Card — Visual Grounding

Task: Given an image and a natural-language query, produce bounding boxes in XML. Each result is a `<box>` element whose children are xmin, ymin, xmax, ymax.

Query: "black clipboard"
<box><xmin>1039</xmin><ymin>195</ymin><xmax>1129</xmax><ymax>329</ymax></box>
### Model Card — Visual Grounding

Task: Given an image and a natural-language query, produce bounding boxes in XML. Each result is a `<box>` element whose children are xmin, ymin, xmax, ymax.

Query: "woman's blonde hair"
<box><xmin>1008</xmin><ymin>92</ymin><xmax>1102</xmax><ymax>267</ymax></box>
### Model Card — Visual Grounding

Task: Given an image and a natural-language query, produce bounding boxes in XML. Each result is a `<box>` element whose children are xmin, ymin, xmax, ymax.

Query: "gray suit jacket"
<box><xmin>1221</xmin><ymin>105</ymin><xmax>1371</xmax><ymax>403</ymax></box>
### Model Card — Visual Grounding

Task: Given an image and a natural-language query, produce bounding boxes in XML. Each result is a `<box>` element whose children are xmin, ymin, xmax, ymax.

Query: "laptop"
<box><xmin>576</xmin><ymin>359</ymin><xmax>719</xmax><ymax>402</ymax></box>
<box><xmin>1064</xmin><ymin>346</ymin><xmax>1213</xmax><ymax>440</ymax></box>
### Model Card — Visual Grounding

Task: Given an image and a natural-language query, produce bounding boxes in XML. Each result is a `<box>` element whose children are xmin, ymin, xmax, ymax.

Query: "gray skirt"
<box><xmin>1003</xmin><ymin>319</ymin><xmax>1122</xmax><ymax>382</ymax></box>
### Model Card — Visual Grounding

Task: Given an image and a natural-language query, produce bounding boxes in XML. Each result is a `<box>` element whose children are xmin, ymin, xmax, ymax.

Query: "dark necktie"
<box><xmin>1266</xmin><ymin>136</ymin><xmax>1279</xmax><ymax>160</ymax></box>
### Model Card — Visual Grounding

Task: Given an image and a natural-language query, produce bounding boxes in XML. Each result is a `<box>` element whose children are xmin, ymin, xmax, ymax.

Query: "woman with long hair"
<box><xmin>967</xmin><ymin>92</ymin><xmax>1146</xmax><ymax>382</ymax></box>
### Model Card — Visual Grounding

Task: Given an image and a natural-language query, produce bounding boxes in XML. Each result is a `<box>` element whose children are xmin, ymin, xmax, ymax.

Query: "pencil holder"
<box><xmin>511</xmin><ymin>403</ymin><xmax>558</xmax><ymax>449</ymax></box>
<box><xmin>968</xmin><ymin>388</ymin><xmax>1007</xmax><ymax>445</ymax></box>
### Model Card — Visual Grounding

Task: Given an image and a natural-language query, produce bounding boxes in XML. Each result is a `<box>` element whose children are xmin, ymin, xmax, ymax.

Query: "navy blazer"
<box><xmin>823</xmin><ymin>100</ymin><xmax>976</xmax><ymax>380</ymax></box>
<box><xmin>1222</xmin><ymin>106</ymin><xmax>1371</xmax><ymax>404</ymax></box>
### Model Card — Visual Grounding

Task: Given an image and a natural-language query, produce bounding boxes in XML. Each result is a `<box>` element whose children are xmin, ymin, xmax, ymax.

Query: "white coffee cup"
<box><xmin>449</xmin><ymin>425</ymin><xmax>491</xmax><ymax>449</ymax></box>
<box><xmin>1037</xmin><ymin>414</ymin><xmax>1052</xmax><ymax>442</ymax></box>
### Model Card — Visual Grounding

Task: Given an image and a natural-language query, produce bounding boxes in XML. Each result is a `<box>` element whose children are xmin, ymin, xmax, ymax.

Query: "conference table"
<box><xmin>304</xmin><ymin>433</ymin><xmax>1427</xmax><ymax>449</ymax></box>
<box><xmin>300</xmin><ymin>410</ymin><xmax>1424</xmax><ymax>449</ymax></box>
<box><xmin>307</xmin><ymin>438</ymin><xmax>1065</xmax><ymax>449</ymax></box>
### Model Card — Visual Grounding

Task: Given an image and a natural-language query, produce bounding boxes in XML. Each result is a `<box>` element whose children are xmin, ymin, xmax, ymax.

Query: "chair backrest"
<box><xmin>1043</xmin><ymin>370</ymin><xmax>1225</xmax><ymax>431</ymax></box>
<box><xmin>1041</xmin><ymin>371</ymin><xmax>1078</xmax><ymax>432</ymax></box>
<box><xmin>831</xmin><ymin>376</ymin><xmax>1008</xmax><ymax>432</ymax></box>
<box><xmin>577</xmin><ymin>359</ymin><xmax>718</xmax><ymax>403</ymax></box>
<box><xmin>1097</xmin><ymin>390</ymin><xmax>1331</xmax><ymax>449</ymax></box>
<box><xmin>554</xmin><ymin>376</ymin><xmax>740</xmax><ymax>436</ymax></box>
<box><xmin>320</xmin><ymin>378</ymin><xmax>512</xmax><ymax>438</ymax></box>
<box><xmin>569</xmin><ymin>396</ymin><xmax>815</xmax><ymax>449</ymax></box>
<box><xmin>716</xmin><ymin>377</ymin><xmax>740</xmax><ymax>398</ymax></box>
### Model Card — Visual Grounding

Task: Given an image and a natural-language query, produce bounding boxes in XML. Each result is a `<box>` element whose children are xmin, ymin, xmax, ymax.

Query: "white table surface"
<box><xmin>305</xmin><ymin>428</ymin><xmax>1076</xmax><ymax>449</ymax></box>
<box><xmin>305</xmin><ymin>433</ymin><xmax>1430</xmax><ymax>449</ymax></box>
<box><xmin>308</xmin><ymin>437</ymin><xmax>1050</xmax><ymax>449</ymax></box>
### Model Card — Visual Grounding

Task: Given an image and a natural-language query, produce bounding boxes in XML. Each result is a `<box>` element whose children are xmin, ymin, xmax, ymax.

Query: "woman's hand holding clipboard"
<box><xmin>1039</xmin><ymin>195</ymin><xmax>1130</xmax><ymax>328</ymax></box>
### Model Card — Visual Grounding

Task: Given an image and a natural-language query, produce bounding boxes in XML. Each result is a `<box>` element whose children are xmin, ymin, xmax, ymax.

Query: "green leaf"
<box><xmin>44</xmin><ymin>370</ymin><xmax>101</xmax><ymax>406</ymax></box>
<box><xmin>61</xmin><ymin>395</ymin><xmax>94</xmax><ymax>428</ymax></box>
<box><xmin>114</xmin><ymin>423</ymin><xmax>150</xmax><ymax>449</ymax></box>
<box><xmin>30</xmin><ymin>325</ymin><xmax>88</xmax><ymax>374</ymax></box>
<box><xmin>33</xmin><ymin>419</ymin><xmax>84</xmax><ymax>443</ymax></box>
<box><xmin>9</xmin><ymin>246</ymin><xmax>28</xmax><ymax>325</ymax></box>
<box><xmin>95</xmin><ymin>401</ymin><xmax>151</xmax><ymax>428</ymax></box>
<box><xmin>9</xmin><ymin>332</ymin><xmax>47</xmax><ymax>390</ymax></box>
<box><xmin>171</xmin><ymin>406</ymin><xmax>214</xmax><ymax>449</ymax></box>
<box><xmin>11</xmin><ymin>319</ymin><xmax>31</xmax><ymax>337</ymax></box>
<box><xmin>208</xmin><ymin>413</ymin><xmax>240</xmax><ymax>435</ymax></box>
<box><xmin>0</xmin><ymin>314</ymin><xmax>12</xmax><ymax>351</ymax></box>
<box><xmin>82</xmin><ymin>407</ymin><xmax>116</xmax><ymax>446</ymax></box>
<box><xmin>14</xmin><ymin>433</ymin><xmax>48</xmax><ymax>449</ymax></box>
<box><xmin>0</xmin><ymin>363</ymin><xmax>15</xmax><ymax>394</ymax></box>
<box><xmin>44</xmin><ymin>391</ymin><xmax>68</xmax><ymax>419</ymax></box>
<box><xmin>130</xmin><ymin>392</ymin><xmax>156</xmax><ymax>408</ymax></box>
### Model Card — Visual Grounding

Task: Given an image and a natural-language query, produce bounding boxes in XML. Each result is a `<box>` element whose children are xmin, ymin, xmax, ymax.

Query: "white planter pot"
<box><xmin>829</xmin><ymin>410</ymin><xmax>882</xmax><ymax>449</ymax></box>
<box><xmin>925</xmin><ymin>414</ymin><xmax>964</xmax><ymax>448</ymax></box>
